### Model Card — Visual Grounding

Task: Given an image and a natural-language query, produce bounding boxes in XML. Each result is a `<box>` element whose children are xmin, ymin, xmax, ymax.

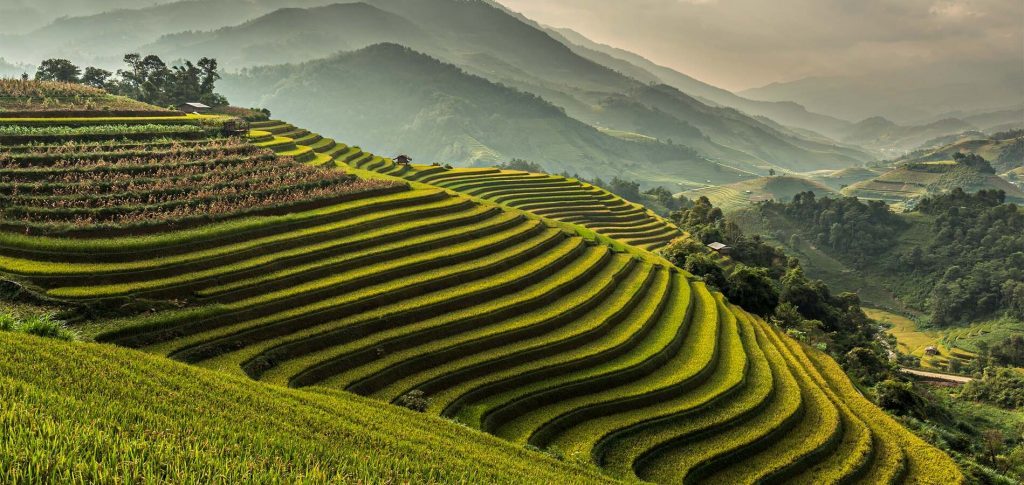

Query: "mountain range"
<box><xmin>160</xmin><ymin>0</ymin><xmax>874</xmax><ymax>175</ymax></box>
<box><xmin>0</xmin><ymin>0</ymin><xmax>1019</xmax><ymax>182</ymax></box>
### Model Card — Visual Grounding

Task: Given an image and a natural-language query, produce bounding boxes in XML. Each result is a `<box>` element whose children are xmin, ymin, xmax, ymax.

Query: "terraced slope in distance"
<box><xmin>681</xmin><ymin>175</ymin><xmax>838</xmax><ymax>213</ymax></box>
<box><xmin>294</xmin><ymin>135</ymin><xmax>684</xmax><ymax>252</ymax></box>
<box><xmin>0</xmin><ymin>116</ymin><xmax>962</xmax><ymax>484</ymax></box>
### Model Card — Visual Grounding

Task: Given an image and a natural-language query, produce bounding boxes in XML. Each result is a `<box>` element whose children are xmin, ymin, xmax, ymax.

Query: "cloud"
<box><xmin>498</xmin><ymin>0</ymin><xmax>1023</xmax><ymax>91</ymax></box>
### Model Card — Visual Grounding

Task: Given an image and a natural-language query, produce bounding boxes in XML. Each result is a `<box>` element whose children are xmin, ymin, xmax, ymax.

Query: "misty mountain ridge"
<box><xmin>142</xmin><ymin>0</ymin><xmax>872</xmax><ymax>173</ymax></box>
<box><xmin>839</xmin><ymin>115</ymin><xmax>1021</xmax><ymax>158</ymax></box>
<box><xmin>741</xmin><ymin>59</ymin><xmax>1024</xmax><ymax>124</ymax></box>
<box><xmin>546</xmin><ymin>27</ymin><xmax>856</xmax><ymax>139</ymax></box>
<box><xmin>222</xmin><ymin>43</ymin><xmax>753</xmax><ymax>188</ymax></box>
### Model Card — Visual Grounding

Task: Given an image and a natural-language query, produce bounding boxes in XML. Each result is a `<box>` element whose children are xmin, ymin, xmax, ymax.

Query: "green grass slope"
<box><xmin>682</xmin><ymin>176</ymin><xmax>837</xmax><ymax>213</ymax></box>
<box><xmin>0</xmin><ymin>331</ymin><xmax>610</xmax><ymax>484</ymax></box>
<box><xmin>0</xmin><ymin>114</ymin><xmax>961</xmax><ymax>483</ymax></box>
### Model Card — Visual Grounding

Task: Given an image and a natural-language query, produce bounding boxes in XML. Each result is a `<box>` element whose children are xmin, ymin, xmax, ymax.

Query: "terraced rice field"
<box><xmin>0</xmin><ymin>116</ymin><xmax>960</xmax><ymax>483</ymax></box>
<box><xmin>320</xmin><ymin>142</ymin><xmax>681</xmax><ymax>251</ymax></box>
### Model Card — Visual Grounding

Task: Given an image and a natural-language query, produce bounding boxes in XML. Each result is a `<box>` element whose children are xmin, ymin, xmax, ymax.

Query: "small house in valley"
<box><xmin>707</xmin><ymin>242</ymin><xmax>731</xmax><ymax>255</ymax></box>
<box><xmin>394</xmin><ymin>155</ymin><xmax>413</xmax><ymax>165</ymax></box>
<box><xmin>178</xmin><ymin>102</ymin><xmax>211</xmax><ymax>114</ymax></box>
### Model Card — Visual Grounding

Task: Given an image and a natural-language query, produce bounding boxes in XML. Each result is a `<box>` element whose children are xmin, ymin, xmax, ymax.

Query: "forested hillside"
<box><xmin>746</xmin><ymin>189</ymin><xmax>1024</xmax><ymax>327</ymax></box>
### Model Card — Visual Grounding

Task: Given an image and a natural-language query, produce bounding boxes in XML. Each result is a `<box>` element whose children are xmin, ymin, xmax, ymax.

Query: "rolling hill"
<box><xmin>843</xmin><ymin>160</ymin><xmax>1024</xmax><ymax>205</ymax></box>
<box><xmin>896</xmin><ymin>129</ymin><xmax>1023</xmax><ymax>175</ymax></box>
<box><xmin>0</xmin><ymin>0</ymin><xmax>341</xmax><ymax>65</ymax></box>
<box><xmin>838</xmin><ymin>116</ymin><xmax>979</xmax><ymax>158</ymax></box>
<box><xmin>802</xmin><ymin>167</ymin><xmax>886</xmax><ymax>191</ymax></box>
<box><xmin>0</xmin><ymin>98</ymin><xmax>959</xmax><ymax>482</ymax></box>
<box><xmin>681</xmin><ymin>176</ymin><xmax>838</xmax><ymax>213</ymax></box>
<box><xmin>144</xmin><ymin>3</ymin><xmax>433</xmax><ymax>68</ymax></box>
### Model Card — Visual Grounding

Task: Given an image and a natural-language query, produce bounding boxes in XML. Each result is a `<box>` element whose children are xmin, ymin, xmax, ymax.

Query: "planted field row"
<box><xmin>333</xmin><ymin>152</ymin><xmax>682</xmax><ymax>252</ymax></box>
<box><xmin>0</xmin><ymin>138</ymin><xmax>256</xmax><ymax>166</ymax></box>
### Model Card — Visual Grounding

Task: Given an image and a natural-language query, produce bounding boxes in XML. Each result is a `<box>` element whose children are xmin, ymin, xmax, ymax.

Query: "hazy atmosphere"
<box><xmin>500</xmin><ymin>0</ymin><xmax>1024</xmax><ymax>91</ymax></box>
<box><xmin>1</xmin><ymin>0</ymin><xmax>1022</xmax><ymax>483</ymax></box>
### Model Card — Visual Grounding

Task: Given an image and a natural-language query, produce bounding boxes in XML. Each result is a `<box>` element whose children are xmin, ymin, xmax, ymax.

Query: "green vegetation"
<box><xmin>0</xmin><ymin>114</ymin><xmax>960</xmax><ymax>483</ymax></box>
<box><xmin>30</xmin><ymin>54</ymin><xmax>229</xmax><ymax>109</ymax></box>
<box><xmin>715</xmin><ymin>188</ymin><xmax>1024</xmax><ymax>482</ymax></box>
<box><xmin>0</xmin><ymin>311</ymin><xmax>77</xmax><ymax>341</ymax></box>
<box><xmin>0</xmin><ymin>332</ymin><xmax>611</xmax><ymax>484</ymax></box>
<box><xmin>755</xmin><ymin>189</ymin><xmax>1023</xmax><ymax>327</ymax></box>
<box><xmin>896</xmin><ymin>129</ymin><xmax>1023</xmax><ymax>175</ymax></box>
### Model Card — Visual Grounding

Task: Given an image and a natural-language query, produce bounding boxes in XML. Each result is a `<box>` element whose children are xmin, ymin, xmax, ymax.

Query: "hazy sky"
<box><xmin>498</xmin><ymin>0</ymin><xmax>1024</xmax><ymax>91</ymax></box>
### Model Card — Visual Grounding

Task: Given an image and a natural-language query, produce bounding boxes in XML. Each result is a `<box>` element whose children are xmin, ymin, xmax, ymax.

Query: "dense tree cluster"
<box><xmin>34</xmin><ymin>55</ymin><xmax>228</xmax><ymax>108</ymax></box>
<box><xmin>496</xmin><ymin>158</ymin><xmax>546</xmax><ymax>173</ymax></box>
<box><xmin>762</xmin><ymin>191</ymin><xmax>904</xmax><ymax>266</ymax></box>
<box><xmin>759</xmin><ymin>189</ymin><xmax>1023</xmax><ymax>326</ymax></box>
<box><xmin>912</xmin><ymin>189</ymin><xmax>1024</xmax><ymax>325</ymax></box>
<box><xmin>959</xmin><ymin>368</ymin><xmax>1024</xmax><ymax>409</ymax></box>
<box><xmin>951</xmin><ymin>152</ymin><xmax>996</xmax><ymax>174</ymax></box>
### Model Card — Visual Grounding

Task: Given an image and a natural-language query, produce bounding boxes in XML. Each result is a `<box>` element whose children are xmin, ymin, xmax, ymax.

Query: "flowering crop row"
<box><xmin>0</xmin><ymin>80</ymin><xmax>108</xmax><ymax>99</ymax></box>
<box><xmin>0</xmin><ymin>138</ymin><xmax>251</xmax><ymax>161</ymax></box>
<box><xmin>4</xmin><ymin>178</ymin><xmax>399</xmax><ymax>229</ymax></box>
<box><xmin>6</xmin><ymin>165</ymin><xmax>353</xmax><ymax>206</ymax></box>
<box><xmin>1</xmin><ymin>159</ymin><xmax>284</xmax><ymax>193</ymax></box>
<box><xmin>0</xmin><ymin>124</ymin><xmax>203</xmax><ymax>136</ymax></box>
<box><xmin>1</xmin><ymin>148</ymin><xmax>272</xmax><ymax>173</ymax></box>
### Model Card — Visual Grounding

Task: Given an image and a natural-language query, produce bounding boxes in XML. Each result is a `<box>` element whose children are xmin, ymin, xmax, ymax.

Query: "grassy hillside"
<box><xmin>0</xmin><ymin>108</ymin><xmax>961</xmax><ymax>482</ymax></box>
<box><xmin>0</xmin><ymin>331</ymin><xmax>610</xmax><ymax>484</ymax></box>
<box><xmin>682</xmin><ymin>176</ymin><xmax>837</xmax><ymax>213</ymax></box>
<box><xmin>802</xmin><ymin>167</ymin><xmax>885</xmax><ymax>191</ymax></box>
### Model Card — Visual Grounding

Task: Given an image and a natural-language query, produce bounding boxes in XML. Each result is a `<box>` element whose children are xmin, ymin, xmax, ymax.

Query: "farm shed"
<box><xmin>178</xmin><ymin>102</ymin><xmax>211</xmax><ymax>114</ymax></box>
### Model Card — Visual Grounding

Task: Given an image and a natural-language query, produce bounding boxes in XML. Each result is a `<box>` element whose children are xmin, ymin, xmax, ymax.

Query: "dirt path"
<box><xmin>901</xmin><ymin>368</ymin><xmax>973</xmax><ymax>384</ymax></box>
